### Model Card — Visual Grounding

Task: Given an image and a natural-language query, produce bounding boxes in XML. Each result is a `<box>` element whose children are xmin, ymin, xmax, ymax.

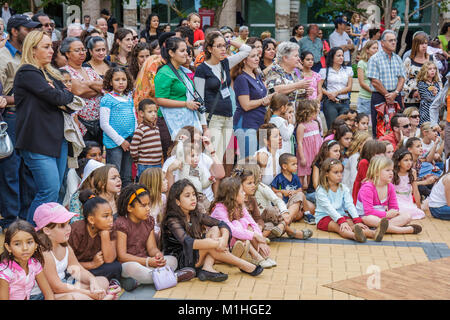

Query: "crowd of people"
<box><xmin>0</xmin><ymin>7</ymin><xmax>449</xmax><ymax>300</ymax></box>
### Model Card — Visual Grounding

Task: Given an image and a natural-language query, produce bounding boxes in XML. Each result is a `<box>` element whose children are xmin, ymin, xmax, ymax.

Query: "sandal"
<box><xmin>406</xmin><ymin>224</ymin><xmax>422</xmax><ymax>234</ymax></box>
<box><xmin>242</xmin><ymin>251</ymin><xmax>264</xmax><ymax>266</ymax></box>
<box><xmin>354</xmin><ymin>225</ymin><xmax>367</xmax><ymax>243</ymax></box>
<box><xmin>270</xmin><ymin>225</ymin><xmax>283</xmax><ymax>238</ymax></box>
<box><xmin>287</xmin><ymin>228</ymin><xmax>313</xmax><ymax>240</ymax></box>
<box><xmin>231</xmin><ymin>240</ymin><xmax>250</xmax><ymax>258</ymax></box>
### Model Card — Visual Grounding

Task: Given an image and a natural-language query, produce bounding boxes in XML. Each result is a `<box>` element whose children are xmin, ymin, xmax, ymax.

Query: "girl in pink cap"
<box><xmin>33</xmin><ymin>202</ymin><xmax>117</xmax><ymax>300</ymax></box>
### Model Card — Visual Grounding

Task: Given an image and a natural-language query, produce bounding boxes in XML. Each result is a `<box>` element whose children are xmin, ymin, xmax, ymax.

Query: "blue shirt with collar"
<box><xmin>5</xmin><ymin>40</ymin><xmax>21</xmax><ymax>57</ymax></box>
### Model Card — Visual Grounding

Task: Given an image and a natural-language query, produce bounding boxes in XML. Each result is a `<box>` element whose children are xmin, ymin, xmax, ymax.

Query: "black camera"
<box><xmin>194</xmin><ymin>94</ymin><xmax>207</xmax><ymax>114</ymax></box>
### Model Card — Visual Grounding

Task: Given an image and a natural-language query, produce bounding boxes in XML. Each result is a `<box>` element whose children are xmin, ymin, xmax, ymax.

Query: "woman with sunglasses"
<box><xmin>403</xmin><ymin>107</ymin><xmax>421</xmax><ymax>138</ymax></box>
<box><xmin>60</xmin><ymin>37</ymin><xmax>105</xmax><ymax>146</ymax></box>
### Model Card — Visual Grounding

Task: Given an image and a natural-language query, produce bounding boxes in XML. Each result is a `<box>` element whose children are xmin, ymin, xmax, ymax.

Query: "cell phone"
<box><xmin>268</xmin><ymin>87</ymin><xmax>275</xmax><ymax>94</ymax></box>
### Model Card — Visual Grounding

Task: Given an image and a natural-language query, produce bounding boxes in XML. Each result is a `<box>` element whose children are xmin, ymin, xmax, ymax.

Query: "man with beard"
<box><xmin>0</xmin><ymin>14</ymin><xmax>41</xmax><ymax>231</ymax></box>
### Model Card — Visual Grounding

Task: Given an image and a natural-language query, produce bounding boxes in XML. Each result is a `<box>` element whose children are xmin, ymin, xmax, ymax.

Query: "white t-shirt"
<box><xmin>162</xmin><ymin>153</ymin><xmax>215</xmax><ymax>201</ymax></box>
<box><xmin>319</xmin><ymin>66</ymin><xmax>353</xmax><ymax>100</ymax></box>
<box><xmin>343</xmin><ymin>152</ymin><xmax>359</xmax><ymax>194</ymax></box>
<box><xmin>421</xmin><ymin>139</ymin><xmax>435</xmax><ymax>158</ymax></box>
<box><xmin>255</xmin><ymin>147</ymin><xmax>282</xmax><ymax>186</ymax></box>
<box><xmin>269</xmin><ymin>115</ymin><xmax>294</xmax><ymax>155</ymax></box>
<box><xmin>63</xmin><ymin>169</ymin><xmax>81</xmax><ymax>207</ymax></box>
<box><xmin>329</xmin><ymin>30</ymin><xmax>352</xmax><ymax>62</ymax></box>
<box><xmin>428</xmin><ymin>174</ymin><xmax>448</xmax><ymax>208</ymax></box>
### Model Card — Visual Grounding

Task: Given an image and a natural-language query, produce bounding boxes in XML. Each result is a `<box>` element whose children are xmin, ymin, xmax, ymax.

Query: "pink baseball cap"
<box><xmin>33</xmin><ymin>202</ymin><xmax>76</xmax><ymax>231</ymax></box>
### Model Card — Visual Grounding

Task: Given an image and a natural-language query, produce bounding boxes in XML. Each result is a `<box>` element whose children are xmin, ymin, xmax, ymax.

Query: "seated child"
<box><xmin>271</xmin><ymin>153</ymin><xmax>316</xmax><ymax>226</ymax></box>
<box><xmin>315</xmin><ymin>158</ymin><xmax>388</xmax><ymax>242</ymax></box>
<box><xmin>210</xmin><ymin>177</ymin><xmax>275</xmax><ymax>269</ymax></box>
<box><xmin>428</xmin><ymin>172</ymin><xmax>450</xmax><ymax>220</ymax></box>
<box><xmin>255</xmin><ymin>123</ymin><xmax>283</xmax><ymax>186</ymax></box>
<box><xmin>68</xmin><ymin>190</ymin><xmax>123</xmax><ymax>288</ymax></box>
<box><xmin>0</xmin><ymin>220</ymin><xmax>56</xmax><ymax>300</ymax></box>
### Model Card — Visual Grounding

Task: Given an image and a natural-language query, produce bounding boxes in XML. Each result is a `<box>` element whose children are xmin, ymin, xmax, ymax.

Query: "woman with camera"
<box><xmin>154</xmin><ymin>37</ymin><xmax>206</xmax><ymax>141</ymax></box>
<box><xmin>194</xmin><ymin>31</ymin><xmax>251</xmax><ymax>164</ymax></box>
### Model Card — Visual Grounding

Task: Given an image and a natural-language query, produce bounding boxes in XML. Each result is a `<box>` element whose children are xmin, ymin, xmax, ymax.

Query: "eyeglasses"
<box><xmin>410</xmin><ymin>114</ymin><xmax>420</xmax><ymax>119</ymax></box>
<box><xmin>402</xmin><ymin>124</ymin><xmax>411</xmax><ymax>129</ymax></box>
<box><xmin>133</xmin><ymin>36</ymin><xmax>138</xmax><ymax>40</ymax></box>
<box><xmin>42</xmin><ymin>23</ymin><xmax>52</xmax><ymax>28</ymax></box>
<box><xmin>70</xmin><ymin>48</ymin><xmax>87</xmax><ymax>53</ymax></box>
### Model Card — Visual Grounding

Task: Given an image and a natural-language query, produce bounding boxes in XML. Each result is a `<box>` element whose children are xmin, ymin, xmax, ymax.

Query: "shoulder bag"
<box><xmin>152</xmin><ymin>266</ymin><xmax>178</xmax><ymax>291</ymax></box>
<box><xmin>0</xmin><ymin>121</ymin><xmax>13</xmax><ymax>159</ymax></box>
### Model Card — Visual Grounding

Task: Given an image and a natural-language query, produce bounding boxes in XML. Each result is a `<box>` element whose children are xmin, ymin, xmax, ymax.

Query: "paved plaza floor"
<box><xmin>119</xmin><ymin>210</ymin><xmax>450</xmax><ymax>300</ymax></box>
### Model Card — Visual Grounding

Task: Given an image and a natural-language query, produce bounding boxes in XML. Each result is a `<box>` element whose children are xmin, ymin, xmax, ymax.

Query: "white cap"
<box><xmin>80</xmin><ymin>159</ymin><xmax>105</xmax><ymax>187</ymax></box>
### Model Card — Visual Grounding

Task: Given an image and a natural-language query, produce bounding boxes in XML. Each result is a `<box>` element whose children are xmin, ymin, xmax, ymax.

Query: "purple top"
<box><xmin>233</xmin><ymin>71</ymin><xmax>267</xmax><ymax>129</ymax></box>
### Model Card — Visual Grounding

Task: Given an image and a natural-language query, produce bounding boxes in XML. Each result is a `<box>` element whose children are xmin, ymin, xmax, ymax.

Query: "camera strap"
<box><xmin>167</xmin><ymin>62</ymin><xmax>200</xmax><ymax>101</ymax></box>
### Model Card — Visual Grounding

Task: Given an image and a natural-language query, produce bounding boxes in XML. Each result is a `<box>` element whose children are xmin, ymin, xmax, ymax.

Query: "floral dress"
<box><xmin>61</xmin><ymin>65</ymin><xmax>103</xmax><ymax>135</ymax></box>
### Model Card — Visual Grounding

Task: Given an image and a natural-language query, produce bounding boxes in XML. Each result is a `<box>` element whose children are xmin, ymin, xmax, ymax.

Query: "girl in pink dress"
<box><xmin>300</xmin><ymin>51</ymin><xmax>322</xmax><ymax>101</ymax></box>
<box><xmin>296</xmin><ymin>100</ymin><xmax>323</xmax><ymax>187</ymax></box>
<box><xmin>392</xmin><ymin>149</ymin><xmax>425</xmax><ymax>220</ymax></box>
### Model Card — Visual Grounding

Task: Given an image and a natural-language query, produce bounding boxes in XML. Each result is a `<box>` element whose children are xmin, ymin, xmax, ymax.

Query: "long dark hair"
<box><xmin>161</xmin><ymin>179</ymin><xmax>204</xmax><ymax>241</ymax></box>
<box><xmin>209</xmin><ymin>177</ymin><xmax>244</xmax><ymax>222</ymax></box>
<box><xmin>145</xmin><ymin>13</ymin><xmax>160</xmax><ymax>33</ymax></box>
<box><xmin>116</xmin><ymin>184</ymin><xmax>150</xmax><ymax>217</ymax></box>
<box><xmin>392</xmin><ymin>148</ymin><xmax>415</xmax><ymax>185</ymax></box>
<box><xmin>0</xmin><ymin>220</ymin><xmax>45</xmax><ymax>269</ymax></box>
<box><xmin>79</xmin><ymin>189</ymin><xmax>110</xmax><ymax>223</ymax></box>
<box><xmin>325</xmin><ymin>47</ymin><xmax>344</xmax><ymax>68</ymax></box>
<box><xmin>129</xmin><ymin>42</ymin><xmax>150</xmax><ymax>80</ymax></box>
<box><xmin>110</xmin><ymin>28</ymin><xmax>133</xmax><ymax>56</ymax></box>
<box><xmin>311</xmin><ymin>140</ymin><xmax>340</xmax><ymax>170</ymax></box>
<box><xmin>359</xmin><ymin>140</ymin><xmax>386</xmax><ymax>165</ymax></box>
<box><xmin>260</xmin><ymin>38</ymin><xmax>276</xmax><ymax>69</ymax></box>
<box><xmin>161</xmin><ymin>36</ymin><xmax>186</xmax><ymax>65</ymax></box>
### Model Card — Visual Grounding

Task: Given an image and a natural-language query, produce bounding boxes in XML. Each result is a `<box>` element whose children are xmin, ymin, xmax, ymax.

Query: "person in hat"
<box><xmin>33</xmin><ymin>202</ymin><xmax>116</xmax><ymax>300</ymax></box>
<box><xmin>0</xmin><ymin>14</ymin><xmax>41</xmax><ymax>231</ymax></box>
<box><xmin>329</xmin><ymin>17</ymin><xmax>354</xmax><ymax>67</ymax></box>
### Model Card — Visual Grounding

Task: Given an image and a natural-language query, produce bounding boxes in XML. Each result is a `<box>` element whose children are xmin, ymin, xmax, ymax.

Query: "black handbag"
<box><xmin>78</xmin><ymin>117</ymin><xmax>102</xmax><ymax>138</ymax></box>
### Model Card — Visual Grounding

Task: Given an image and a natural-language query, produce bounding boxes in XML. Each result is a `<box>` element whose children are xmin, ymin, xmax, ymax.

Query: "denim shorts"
<box><xmin>357</xmin><ymin>96</ymin><xmax>371</xmax><ymax>115</ymax></box>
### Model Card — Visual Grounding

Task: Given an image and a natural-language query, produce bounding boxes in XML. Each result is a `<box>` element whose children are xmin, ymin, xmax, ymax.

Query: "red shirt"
<box><xmin>193</xmin><ymin>29</ymin><xmax>204</xmax><ymax>44</ymax></box>
<box><xmin>379</xmin><ymin>131</ymin><xmax>399</xmax><ymax>150</ymax></box>
<box><xmin>352</xmin><ymin>159</ymin><xmax>369</xmax><ymax>204</ymax></box>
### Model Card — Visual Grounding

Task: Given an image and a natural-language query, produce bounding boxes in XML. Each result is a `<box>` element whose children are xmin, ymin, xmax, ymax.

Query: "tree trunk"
<box><xmin>398</xmin><ymin>0</ymin><xmax>409</xmax><ymax>57</ymax></box>
<box><xmin>219</xmin><ymin>0</ymin><xmax>236</xmax><ymax>29</ymax></box>
<box><xmin>383</xmin><ymin>0</ymin><xmax>393</xmax><ymax>30</ymax></box>
<box><xmin>290</xmin><ymin>0</ymin><xmax>300</xmax><ymax>28</ymax></box>
<box><xmin>275</xmin><ymin>0</ymin><xmax>290</xmax><ymax>42</ymax></box>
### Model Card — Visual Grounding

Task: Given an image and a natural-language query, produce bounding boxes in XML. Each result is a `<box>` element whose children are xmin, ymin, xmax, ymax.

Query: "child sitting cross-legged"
<box><xmin>315</xmin><ymin>158</ymin><xmax>388</xmax><ymax>242</ymax></box>
<box><xmin>271</xmin><ymin>153</ymin><xmax>316</xmax><ymax>230</ymax></box>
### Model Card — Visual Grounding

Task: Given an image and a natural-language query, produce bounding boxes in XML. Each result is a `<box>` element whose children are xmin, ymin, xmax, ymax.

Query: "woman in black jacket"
<box><xmin>14</xmin><ymin>30</ymin><xmax>75</xmax><ymax>224</ymax></box>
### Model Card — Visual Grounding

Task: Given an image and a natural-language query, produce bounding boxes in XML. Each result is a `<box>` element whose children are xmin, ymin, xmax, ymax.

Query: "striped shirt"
<box><xmin>130</xmin><ymin>121</ymin><xmax>163</xmax><ymax>166</ymax></box>
<box><xmin>367</xmin><ymin>49</ymin><xmax>406</xmax><ymax>92</ymax></box>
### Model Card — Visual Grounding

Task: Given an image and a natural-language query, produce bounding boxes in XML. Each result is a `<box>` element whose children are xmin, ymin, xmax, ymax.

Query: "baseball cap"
<box><xmin>7</xmin><ymin>14</ymin><xmax>42</xmax><ymax>32</ymax></box>
<box><xmin>34</xmin><ymin>203</ymin><xmax>76</xmax><ymax>231</ymax></box>
<box><xmin>80</xmin><ymin>159</ymin><xmax>105</xmax><ymax>186</ymax></box>
<box><xmin>159</xmin><ymin>31</ymin><xmax>175</xmax><ymax>47</ymax></box>
<box><xmin>334</xmin><ymin>17</ymin><xmax>350</xmax><ymax>26</ymax></box>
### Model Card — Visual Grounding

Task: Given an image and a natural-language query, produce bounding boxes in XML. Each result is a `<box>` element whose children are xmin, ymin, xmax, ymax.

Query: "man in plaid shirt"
<box><xmin>367</xmin><ymin>29</ymin><xmax>406</xmax><ymax>138</ymax></box>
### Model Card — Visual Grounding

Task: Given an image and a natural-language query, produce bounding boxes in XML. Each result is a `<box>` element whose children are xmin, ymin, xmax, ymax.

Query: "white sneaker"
<box><xmin>267</xmin><ymin>258</ymin><xmax>277</xmax><ymax>267</ymax></box>
<box><xmin>259</xmin><ymin>258</ymin><xmax>274</xmax><ymax>269</ymax></box>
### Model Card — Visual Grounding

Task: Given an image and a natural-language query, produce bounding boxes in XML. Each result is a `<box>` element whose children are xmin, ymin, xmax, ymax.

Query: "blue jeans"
<box><xmin>137</xmin><ymin>164</ymin><xmax>162</xmax><ymax>181</ymax></box>
<box><xmin>106</xmin><ymin>145</ymin><xmax>132</xmax><ymax>187</ymax></box>
<box><xmin>234</xmin><ymin>116</ymin><xmax>259</xmax><ymax>159</ymax></box>
<box><xmin>430</xmin><ymin>206</ymin><xmax>450</xmax><ymax>220</ymax></box>
<box><xmin>0</xmin><ymin>110</ymin><xmax>36</xmax><ymax>228</ymax></box>
<box><xmin>357</xmin><ymin>96</ymin><xmax>371</xmax><ymax>115</ymax></box>
<box><xmin>322</xmin><ymin>98</ymin><xmax>350</xmax><ymax>130</ymax></box>
<box><xmin>20</xmin><ymin>140</ymin><xmax>68</xmax><ymax>224</ymax></box>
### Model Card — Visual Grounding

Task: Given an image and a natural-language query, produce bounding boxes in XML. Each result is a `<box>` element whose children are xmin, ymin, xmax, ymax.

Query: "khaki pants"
<box><xmin>207</xmin><ymin>114</ymin><xmax>233</xmax><ymax>164</ymax></box>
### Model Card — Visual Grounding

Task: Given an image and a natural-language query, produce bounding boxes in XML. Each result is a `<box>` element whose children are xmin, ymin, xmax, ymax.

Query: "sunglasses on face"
<box><xmin>402</xmin><ymin>124</ymin><xmax>411</xmax><ymax>129</ymax></box>
<box><xmin>410</xmin><ymin>114</ymin><xmax>420</xmax><ymax>119</ymax></box>
<box><xmin>133</xmin><ymin>36</ymin><xmax>138</xmax><ymax>40</ymax></box>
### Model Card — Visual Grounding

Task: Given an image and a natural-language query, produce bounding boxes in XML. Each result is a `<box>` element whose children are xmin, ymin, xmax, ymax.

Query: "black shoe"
<box><xmin>240</xmin><ymin>265</ymin><xmax>263</xmax><ymax>277</ymax></box>
<box><xmin>197</xmin><ymin>270</ymin><xmax>228</xmax><ymax>282</ymax></box>
<box><xmin>120</xmin><ymin>277</ymin><xmax>139</xmax><ymax>291</ymax></box>
<box><xmin>175</xmin><ymin>267</ymin><xmax>196</xmax><ymax>282</ymax></box>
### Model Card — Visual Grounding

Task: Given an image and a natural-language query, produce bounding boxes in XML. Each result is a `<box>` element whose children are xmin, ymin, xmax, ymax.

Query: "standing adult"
<box><xmin>83</xmin><ymin>36</ymin><xmax>115</xmax><ymax>78</ymax></box>
<box><xmin>14</xmin><ymin>30</ymin><xmax>75</xmax><ymax>223</ymax></box>
<box><xmin>403</xmin><ymin>34</ymin><xmax>439</xmax><ymax>109</ymax></box>
<box><xmin>194</xmin><ymin>31</ymin><xmax>251</xmax><ymax>163</ymax></box>
<box><xmin>318</xmin><ymin>47</ymin><xmax>353</xmax><ymax>129</ymax></box>
<box><xmin>367</xmin><ymin>30</ymin><xmax>406</xmax><ymax>138</ymax></box>
<box><xmin>318</xmin><ymin>28</ymin><xmax>330</xmax><ymax>68</ymax></box>
<box><xmin>265</xmin><ymin>41</ymin><xmax>311</xmax><ymax>108</ymax></box>
<box><xmin>66</xmin><ymin>23</ymin><xmax>83</xmax><ymax>38</ymax></box>
<box><xmin>329</xmin><ymin>17</ymin><xmax>354</xmax><ymax>67</ymax></box>
<box><xmin>298</xmin><ymin>24</ymin><xmax>323</xmax><ymax>72</ymax></box>
<box><xmin>260</xmin><ymin>38</ymin><xmax>276</xmax><ymax>76</ymax></box>
<box><xmin>108</xmin><ymin>28</ymin><xmax>133</xmax><ymax>67</ymax></box>
<box><xmin>438</xmin><ymin>22</ymin><xmax>450</xmax><ymax>53</ymax></box>
<box><xmin>96</xmin><ymin>17</ymin><xmax>114</xmax><ymax>53</ymax></box>
<box><xmin>139</xmin><ymin>13</ymin><xmax>161</xmax><ymax>43</ymax></box>
<box><xmin>230</xmin><ymin>26</ymin><xmax>249</xmax><ymax>53</ymax></box>
<box><xmin>232</xmin><ymin>46</ymin><xmax>271</xmax><ymax>158</ymax></box>
<box><xmin>0</xmin><ymin>14</ymin><xmax>40</xmax><ymax>230</ymax></box>
<box><xmin>357</xmin><ymin>40</ymin><xmax>378</xmax><ymax>116</ymax></box>
<box><xmin>1</xmin><ymin>2</ymin><xmax>15</xmax><ymax>26</ymax></box>
<box><xmin>82</xmin><ymin>15</ymin><xmax>95</xmax><ymax>32</ymax></box>
<box><xmin>390</xmin><ymin>8</ymin><xmax>402</xmax><ymax>36</ymax></box>
<box><xmin>60</xmin><ymin>37</ymin><xmax>104</xmax><ymax>146</ymax></box>
<box><xmin>31</xmin><ymin>12</ymin><xmax>52</xmax><ymax>37</ymax></box>
<box><xmin>290</xmin><ymin>25</ymin><xmax>304</xmax><ymax>43</ymax></box>
<box><xmin>154</xmin><ymin>37</ymin><xmax>205</xmax><ymax>141</ymax></box>
<box><xmin>100</xmin><ymin>9</ymin><xmax>118</xmax><ymax>35</ymax></box>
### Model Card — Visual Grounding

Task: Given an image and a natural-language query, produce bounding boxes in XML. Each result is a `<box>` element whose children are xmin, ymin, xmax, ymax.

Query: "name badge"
<box><xmin>221</xmin><ymin>87</ymin><xmax>231</xmax><ymax>99</ymax></box>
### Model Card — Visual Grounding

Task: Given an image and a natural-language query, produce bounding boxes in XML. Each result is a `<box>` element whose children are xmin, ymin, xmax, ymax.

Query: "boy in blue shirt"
<box><xmin>271</xmin><ymin>153</ymin><xmax>316</xmax><ymax>225</ymax></box>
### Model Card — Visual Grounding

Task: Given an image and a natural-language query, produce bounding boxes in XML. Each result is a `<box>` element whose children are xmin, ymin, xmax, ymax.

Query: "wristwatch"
<box><xmin>394</xmin><ymin>90</ymin><xmax>399</xmax><ymax>95</ymax></box>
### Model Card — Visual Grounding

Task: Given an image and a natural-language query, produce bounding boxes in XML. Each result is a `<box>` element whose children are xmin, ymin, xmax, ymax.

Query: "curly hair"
<box><xmin>209</xmin><ymin>177</ymin><xmax>244</xmax><ymax>222</ymax></box>
<box><xmin>295</xmin><ymin>99</ymin><xmax>319</xmax><ymax>124</ymax></box>
<box><xmin>129</xmin><ymin>42</ymin><xmax>150</xmax><ymax>80</ymax></box>
<box><xmin>416</xmin><ymin>61</ymin><xmax>440</xmax><ymax>84</ymax></box>
<box><xmin>392</xmin><ymin>148</ymin><xmax>415</xmax><ymax>186</ymax></box>
<box><xmin>103</xmin><ymin>66</ymin><xmax>134</xmax><ymax>95</ymax></box>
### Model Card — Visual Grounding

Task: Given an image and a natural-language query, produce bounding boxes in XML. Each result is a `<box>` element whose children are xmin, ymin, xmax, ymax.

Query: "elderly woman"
<box><xmin>60</xmin><ymin>37</ymin><xmax>104</xmax><ymax>146</ymax></box>
<box><xmin>265</xmin><ymin>41</ymin><xmax>312</xmax><ymax>108</ymax></box>
<box><xmin>83</xmin><ymin>36</ymin><xmax>115</xmax><ymax>78</ymax></box>
<box><xmin>14</xmin><ymin>31</ymin><xmax>75</xmax><ymax>223</ymax></box>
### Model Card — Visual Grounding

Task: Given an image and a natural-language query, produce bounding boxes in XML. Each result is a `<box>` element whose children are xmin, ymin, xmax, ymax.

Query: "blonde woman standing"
<box><xmin>13</xmin><ymin>30</ymin><xmax>75</xmax><ymax>223</ymax></box>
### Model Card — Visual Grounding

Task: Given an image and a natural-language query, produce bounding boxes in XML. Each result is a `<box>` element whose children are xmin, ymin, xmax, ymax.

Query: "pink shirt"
<box><xmin>303</xmin><ymin>71</ymin><xmax>322</xmax><ymax>100</ymax></box>
<box><xmin>210</xmin><ymin>203</ymin><xmax>262</xmax><ymax>247</ymax></box>
<box><xmin>356</xmin><ymin>181</ymin><xmax>399</xmax><ymax>218</ymax></box>
<box><xmin>0</xmin><ymin>258</ymin><xmax>43</xmax><ymax>300</ymax></box>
